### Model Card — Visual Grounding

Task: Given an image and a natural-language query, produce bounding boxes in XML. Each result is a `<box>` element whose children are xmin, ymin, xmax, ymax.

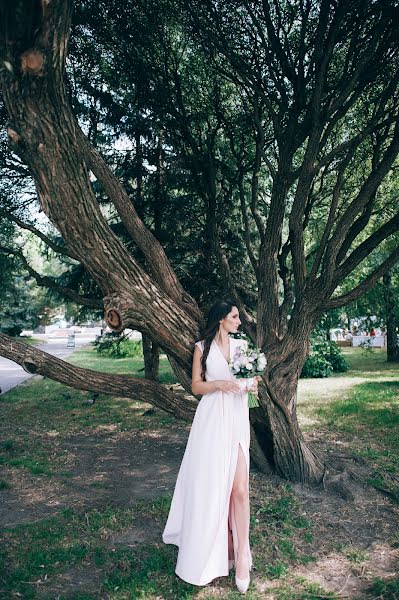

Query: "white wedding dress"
<box><xmin>162</xmin><ymin>336</ymin><xmax>253</xmax><ymax>586</ymax></box>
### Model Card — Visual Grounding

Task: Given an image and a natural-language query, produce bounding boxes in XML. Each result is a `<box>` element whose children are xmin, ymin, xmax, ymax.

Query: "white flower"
<box><xmin>257</xmin><ymin>356</ymin><xmax>267</xmax><ymax>370</ymax></box>
<box><xmin>228</xmin><ymin>338</ymin><xmax>267</xmax><ymax>380</ymax></box>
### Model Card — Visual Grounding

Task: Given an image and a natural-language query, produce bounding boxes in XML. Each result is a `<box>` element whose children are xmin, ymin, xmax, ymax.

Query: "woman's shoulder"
<box><xmin>194</xmin><ymin>339</ymin><xmax>205</xmax><ymax>352</ymax></box>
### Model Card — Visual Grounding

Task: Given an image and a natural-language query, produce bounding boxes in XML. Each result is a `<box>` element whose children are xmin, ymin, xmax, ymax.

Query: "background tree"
<box><xmin>1</xmin><ymin>0</ymin><xmax>399</xmax><ymax>484</ymax></box>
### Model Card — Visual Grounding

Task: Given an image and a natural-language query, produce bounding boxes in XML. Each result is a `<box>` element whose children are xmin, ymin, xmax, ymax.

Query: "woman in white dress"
<box><xmin>162</xmin><ymin>300</ymin><xmax>259</xmax><ymax>593</ymax></box>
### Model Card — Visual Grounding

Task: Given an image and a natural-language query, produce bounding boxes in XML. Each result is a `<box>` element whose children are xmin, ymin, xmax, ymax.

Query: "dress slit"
<box><xmin>229</xmin><ymin>440</ymin><xmax>251</xmax><ymax>568</ymax></box>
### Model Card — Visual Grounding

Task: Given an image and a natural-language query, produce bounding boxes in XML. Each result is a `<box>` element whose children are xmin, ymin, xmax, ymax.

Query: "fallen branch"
<box><xmin>0</xmin><ymin>334</ymin><xmax>197</xmax><ymax>421</ymax></box>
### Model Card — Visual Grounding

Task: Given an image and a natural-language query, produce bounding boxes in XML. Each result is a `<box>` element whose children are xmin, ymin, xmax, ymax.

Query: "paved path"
<box><xmin>0</xmin><ymin>337</ymin><xmax>94</xmax><ymax>395</ymax></box>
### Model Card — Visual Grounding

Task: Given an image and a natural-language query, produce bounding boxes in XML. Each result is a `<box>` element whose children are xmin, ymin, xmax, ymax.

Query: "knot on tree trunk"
<box><xmin>22</xmin><ymin>360</ymin><xmax>38</xmax><ymax>374</ymax></box>
<box><xmin>105</xmin><ymin>308</ymin><xmax>123</xmax><ymax>331</ymax></box>
<box><xmin>20</xmin><ymin>49</ymin><xmax>45</xmax><ymax>74</ymax></box>
<box><xmin>103</xmin><ymin>294</ymin><xmax>134</xmax><ymax>332</ymax></box>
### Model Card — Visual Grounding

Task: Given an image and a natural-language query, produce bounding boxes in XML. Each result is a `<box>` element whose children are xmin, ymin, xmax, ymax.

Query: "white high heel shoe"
<box><xmin>235</xmin><ymin>554</ymin><xmax>251</xmax><ymax>593</ymax></box>
<box><xmin>228</xmin><ymin>559</ymin><xmax>235</xmax><ymax>570</ymax></box>
<box><xmin>235</xmin><ymin>573</ymin><xmax>250</xmax><ymax>594</ymax></box>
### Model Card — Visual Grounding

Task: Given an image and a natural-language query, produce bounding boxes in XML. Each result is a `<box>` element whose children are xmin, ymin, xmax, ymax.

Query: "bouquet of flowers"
<box><xmin>229</xmin><ymin>342</ymin><xmax>267</xmax><ymax>408</ymax></box>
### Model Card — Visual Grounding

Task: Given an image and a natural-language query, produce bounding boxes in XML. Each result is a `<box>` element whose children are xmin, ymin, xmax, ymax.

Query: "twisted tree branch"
<box><xmin>0</xmin><ymin>333</ymin><xmax>197</xmax><ymax>421</ymax></box>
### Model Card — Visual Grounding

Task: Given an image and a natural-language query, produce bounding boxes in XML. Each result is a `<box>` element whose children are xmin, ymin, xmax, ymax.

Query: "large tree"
<box><xmin>0</xmin><ymin>0</ymin><xmax>399</xmax><ymax>483</ymax></box>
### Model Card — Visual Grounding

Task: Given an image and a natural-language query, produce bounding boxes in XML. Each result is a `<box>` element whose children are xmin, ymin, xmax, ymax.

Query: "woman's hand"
<box><xmin>248</xmin><ymin>376</ymin><xmax>261</xmax><ymax>394</ymax></box>
<box><xmin>216</xmin><ymin>380</ymin><xmax>241</xmax><ymax>394</ymax></box>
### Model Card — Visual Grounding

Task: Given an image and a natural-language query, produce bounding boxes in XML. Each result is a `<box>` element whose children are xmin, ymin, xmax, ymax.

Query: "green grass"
<box><xmin>249</xmin><ymin>480</ymin><xmax>316</xmax><ymax>587</ymax></box>
<box><xmin>0</xmin><ymin>488</ymin><xmax>325</xmax><ymax>600</ymax></box>
<box><xmin>17</xmin><ymin>336</ymin><xmax>47</xmax><ymax>345</ymax></box>
<box><xmin>298</xmin><ymin>347</ymin><xmax>399</xmax><ymax>502</ymax></box>
<box><xmin>0</xmin><ymin>462</ymin><xmax>322</xmax><ymax>599</ymax></box>
<box><xmin>298</xmin><ymin>348</ymin><xmax>399</xmax><ymax>427</ymax></box>
<box><xmin>341</xmin><ymin>347</ymin><xmax>399</xmax><ymax>374</ymax></box>
<box><xmin>0</xmin><ymin>347</ymin><xmax>180</xmax><ymax>480</ymax></box>
<box><xmin>0</xmin><ymin>380</ymin><xmax>177</xmax><ymax>433</ymax></box>
<box><xmin>68</xmin><ymin>344</ymin><xmax>177</xmax><ymax>384</ymax></box>
<box><xmin>0</xmin><ymin>499</ymin><xmax>185</xmax><ymax>600</ymax></box>
<box><xmin>314</xmin><ymin>379</ymin><xmax>399</xmax><ymax>502</ymax></box>
<box><xmin>342</xmin><ymin>545</ymin><xmax>370</xmax><ymax>564</ymax></box>
<box><xmin>270</xmin><ymin>579</ymin><xmax>339</xmax><ymax>599</ymax></box>
<box><xmin>0</xmin><ymin>437</ymin><xmax>56</xmax><ymax>476</ymax></box>
<box><xmin>367</xmin><ymin>575</ymin><xmax>399</xmax><ymax>599</ymax></box>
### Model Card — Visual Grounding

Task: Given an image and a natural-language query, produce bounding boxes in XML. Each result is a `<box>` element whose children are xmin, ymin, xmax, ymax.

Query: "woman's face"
<box><xmin>220</xmin><ymin>306</ymin><xmax>241</xmax><ymax>333</ymax></box>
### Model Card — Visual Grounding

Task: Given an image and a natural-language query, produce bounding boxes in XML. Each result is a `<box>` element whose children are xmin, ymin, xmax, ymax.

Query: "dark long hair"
<box><xmin>197</xmin><ymin>299</ymin><xmax>236</xmax><ymax>381</ymax></box>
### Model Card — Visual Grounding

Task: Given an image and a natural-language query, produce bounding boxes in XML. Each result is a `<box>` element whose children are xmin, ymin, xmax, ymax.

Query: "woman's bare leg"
<box><xmin>231</xmin><ymin>444</ymin><xmax>250</xmax><ymax>579</ymax></box>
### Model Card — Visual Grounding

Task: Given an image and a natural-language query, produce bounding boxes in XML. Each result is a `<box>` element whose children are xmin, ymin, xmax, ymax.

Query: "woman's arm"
<box><xmin>191</xmin><ymin>346</ymin><xmax>240</xmax><ymax>395</ymax></box>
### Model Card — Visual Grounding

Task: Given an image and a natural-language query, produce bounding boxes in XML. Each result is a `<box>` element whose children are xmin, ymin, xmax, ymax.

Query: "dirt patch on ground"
<box><xmin>0</xmin><ymin>422</ymin><xmax>190</xmax><ymax>528</ymax></box>
<box><xmin>291</xmin><ymin>542</ymin><xmax>399</xmax><ymax>599</ymax></box>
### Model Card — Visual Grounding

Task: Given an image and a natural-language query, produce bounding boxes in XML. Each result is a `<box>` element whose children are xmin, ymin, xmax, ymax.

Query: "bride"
<box><xmin>162</xmin><ymin>299</ymin><xmax>259</xmax><ymax>593</ymax></box>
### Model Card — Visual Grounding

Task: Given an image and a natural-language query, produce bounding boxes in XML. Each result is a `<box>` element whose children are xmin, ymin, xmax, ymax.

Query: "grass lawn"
<box><xmin>69</xmin><ymin>345</ymin><xmax>177</xmax><ymax>383</ymax></box>
<box><xmin>16</xmin><ymin>336</ymin><xmax>48</xmax><ymax>346</ymax></box>
<box><xmin>298</xmin><ymin>348</ymin><xmax>399</xmax><ymax>502</ymax></box>
<box><xmin>0</xmin><ymin>344</ymin><xmax>398</xmax><ymax>599</ymax></box>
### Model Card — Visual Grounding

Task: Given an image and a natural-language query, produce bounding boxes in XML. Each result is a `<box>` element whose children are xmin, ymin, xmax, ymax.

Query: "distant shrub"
<box><xmin>94</xmin><ymin>332</ymin><xmax>143</xmax><ymax>359</ymax></box>
<box><xmin>2</xmin><ymin>324</ymin><xmax>23</xmax><ymax>337</ymax></box>
<box><xmin>314</xmin><ymin>341</ymin><xmax>349</xmax><ymax>373</ymax></box>
<box><xmin>301</xmin><ymin>354</ymin><xmax>333</xmax><ymax>378</ymax></box>
<box><xmin>301</xmin><ymin>341</ymin><xmax>348</xmax><ymax>378</ymax></box>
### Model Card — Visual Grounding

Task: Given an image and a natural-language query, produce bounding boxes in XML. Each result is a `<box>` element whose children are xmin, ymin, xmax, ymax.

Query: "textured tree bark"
<box><xmin>0</xmin><ymin>0</ymin><xmax>325</xmax><ymax>483</ymax></box>
<box><xmin>142</xmin><ymin>333</ymin><xmax>160</xmax><ymax>381</ymax></box>
<box><xmin>251</xmin><ymin>317</ymin><xmax>326</xmax><ymax>483</ymax></box>
<box><xmin>383</xmin><ymin>271</ymin><xmax>399</xmax><ymax>362</ymax></box>
<box><xmin>251</xmin><ymin>386</ymin><xmax>325</xmax><ymax>482</ymax></box>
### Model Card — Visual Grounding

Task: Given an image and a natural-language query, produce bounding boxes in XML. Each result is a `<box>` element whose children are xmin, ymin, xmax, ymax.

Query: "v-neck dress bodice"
<box><xmin>201</xmin><ymin>338</ymin><xmax>236</xmax><ymax>380</ymax></box>
<box><xmin>162</xmin><ymin>335</ymin><xmax>253</xmax><ymax>586</ymax></box>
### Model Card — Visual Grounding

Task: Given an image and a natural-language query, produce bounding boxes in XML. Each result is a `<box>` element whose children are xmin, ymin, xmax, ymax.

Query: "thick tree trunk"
<box><xmin>142</xmin><ymin>333</ymin><xmax>160</xmax><ymax>381</ymax></box>
<box><xmin>251</xmin><ymin>310</ymin><xmax>326</xmax><ymax>483</ymax></box>
<box><xmin>0</xmin><ymin>0</ymin><xmax>200</xmax><ymax>368</ymax></box>
<box><xmin>383</xmin><ymin>271</ymin><xmax>399</xmax><ymax>362</ymax></box>
<box><xmin>250</xmin><ymin>385</ymin><xmax>325</xmax><ymax>482</ymax></box>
